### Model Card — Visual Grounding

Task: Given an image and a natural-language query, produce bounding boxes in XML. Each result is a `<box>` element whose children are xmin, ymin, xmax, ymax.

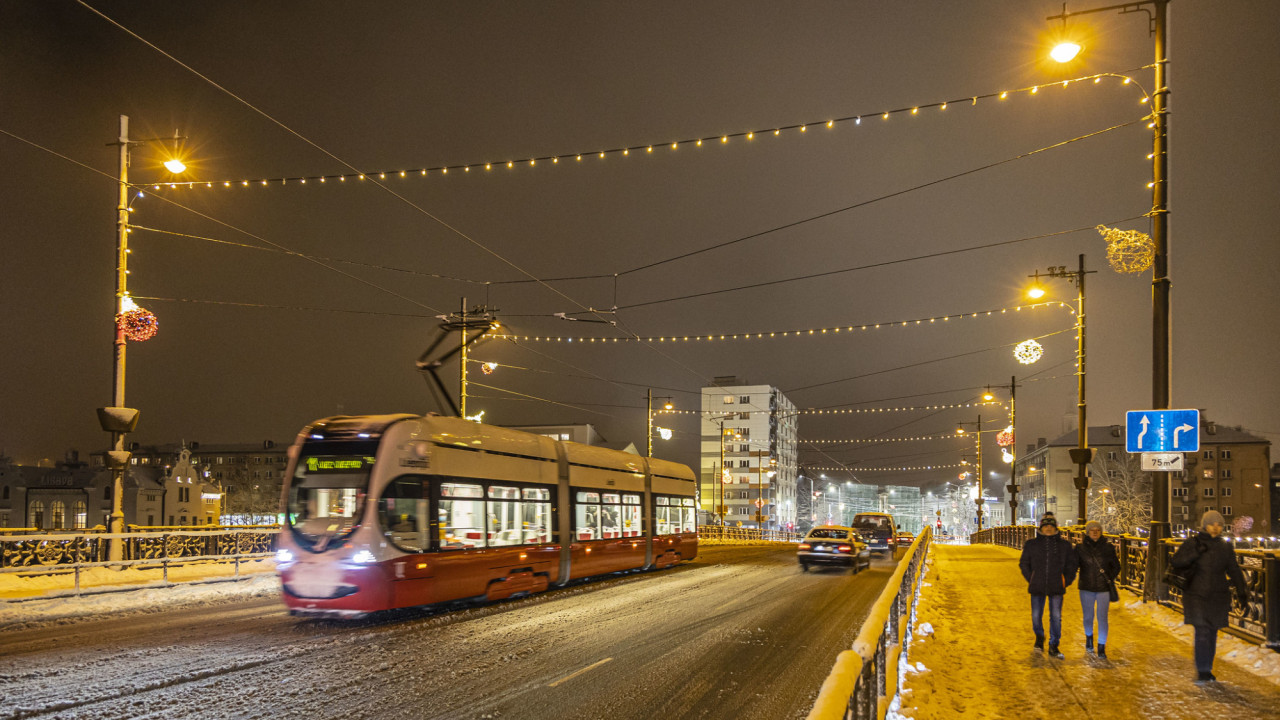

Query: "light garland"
<box><xmin>664</xmin><ymin>401</ymin><xmax>1002</xmax><ymax>417</ymax></box>
<box><xmin>117</xmin><ymin>306</ymin><xmax>158</xmax><ymax>342</ymax></box>
<box><xmin>142</xmin><ymin>72</ymin><xmax>1145</xmax><ymax>193</ymax></box>
<box><xmin>1098</xmin><ymin>224</ymin><xmax>1155</xmax><ymax>274</ymax></box>
<box><xmin>806</xmin><ymin>462</ymin><xmax>964</xmax><ymax>473</ymax></box>
<box><xmin>493</xmin><ymin>302</ymin><xmax>1074</xmax><ymax>344</ymax></box>
<box><xmin>804</xmin><ymin>434</ymin><xmax>969</xmax><ymax>444</ymax></box>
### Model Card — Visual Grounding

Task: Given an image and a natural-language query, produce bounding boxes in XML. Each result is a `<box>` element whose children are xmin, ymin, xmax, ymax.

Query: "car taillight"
<box><xmin>838</xmin><ymin>545</ymin><xmax>852</xmax><ymax>553</ymax></box>
<box><xmin>798</xmin><ymin>543</ymin><xmax>811</xmax><ymax>550</ymax></box>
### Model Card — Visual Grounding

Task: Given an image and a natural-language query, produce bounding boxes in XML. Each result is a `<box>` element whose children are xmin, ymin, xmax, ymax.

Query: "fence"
<box><xmin>808</xmin><ymin>526</ymin><xmax>933</xmax><ymax>720</ymax></box>
<box><xmin>971</xmin><ymin>526</ymin><xmax>1279</xmax><ymax>649</ymax></box>
<box><xmin>697</xmin><ymin>525</ymin><xmax>802</xmax><ymax>543</ymax></box>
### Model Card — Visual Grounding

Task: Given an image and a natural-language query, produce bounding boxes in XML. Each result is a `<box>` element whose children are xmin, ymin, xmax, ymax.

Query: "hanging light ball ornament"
<box><xmin>997</xmin><ymin>426</ymin><xmax>1015</xmax><ymax>448</ymax></box>
<box><xmin>117</xmin><ymin>306</ymin><xmax>159</xmax><ymax>342</ymax></box>
<box><xmin>1014</xmin><ymin>339</ymin><xmax>1043</xmax><ymax>365</ymax></box>
<box><xmin>1002</xmin><ymin>450</ymin><xmax>1015</xmax><ymax>464</ymax></box>
<box><xmin>1097</xmin><ymin>224</ymin><xmax>1154</xmax><ymax>274</ymax></box>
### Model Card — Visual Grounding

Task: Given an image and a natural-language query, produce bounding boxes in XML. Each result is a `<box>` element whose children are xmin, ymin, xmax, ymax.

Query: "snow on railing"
<box><xmin>0</xmin><ymin>526</ymin><xmax>280</xmax><ymax>569</ymax></box>
<box><xmin>808</xmin><ymin>526</ymin><xmax>933</xmax><ymax>720</ymax></box>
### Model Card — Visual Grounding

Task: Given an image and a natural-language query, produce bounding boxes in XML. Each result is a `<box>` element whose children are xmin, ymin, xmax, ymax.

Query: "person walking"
<box><xmin>1075</xmin><ymin>520</ymin><xmax>1120</xmax><ymax>658</ymax></box>
<box><xmin>1169</xmin><ymin>510</ymin><xmax>1250</xmax><ymax>683</ymax></box>
<box><xmin>1019</xmin><ymin>516</ymin><xmax>1079</xmax><ymax>659</ymax></box>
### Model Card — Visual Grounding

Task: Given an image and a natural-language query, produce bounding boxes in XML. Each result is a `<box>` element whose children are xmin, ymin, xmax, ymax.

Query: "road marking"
<box><xmin>548</xmin><ymin>657</ymin><xmax>613</xmax><ymax>687</ymax></box>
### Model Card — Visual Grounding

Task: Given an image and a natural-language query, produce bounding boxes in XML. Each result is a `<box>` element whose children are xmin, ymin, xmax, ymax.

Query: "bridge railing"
<box><xmin>971</xmin><ymin>525</ymin><xmax>1279</xmax><ymax>649</ymax></box>
<box><xmin>697</xmin><ymin>525</ymin><xmax>802</xmax><ymax>543</ymax></box>
<box><xmin>0</xmin><ymin>526</ymin><xmax>280</xmax><ymax>569</ymax></box>
<box><xmin>808</xmin><ymin>526</ymin><xmax>933</xmax><ymax>720</ymax></box>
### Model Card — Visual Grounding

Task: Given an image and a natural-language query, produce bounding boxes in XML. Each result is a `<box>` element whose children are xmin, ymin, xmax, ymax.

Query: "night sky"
<box><xmin>3</xmin><ymin>1</ymin><xmax>1277</xmax><ymax>493</ymax></box>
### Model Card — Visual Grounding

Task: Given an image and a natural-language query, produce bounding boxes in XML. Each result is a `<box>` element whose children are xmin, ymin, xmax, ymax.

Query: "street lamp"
<box><xmin>646</xmin><ymin>389</ymin><xmax>673</xmax><ymax>456</ymax></box>
<box><xmin>1027</xmin><ymin>255</ymin><xmax>1095</xmax><ymax>525</ymax></box>
<box><xmin>1045</xmin><ymin>0</ymin><xmax>1173</xmax><ymax>598</ymax></box>
<box><xmin>98</xmin><ymin>115</ymin><xmax>186</xmax><ymax>561</ymax></box>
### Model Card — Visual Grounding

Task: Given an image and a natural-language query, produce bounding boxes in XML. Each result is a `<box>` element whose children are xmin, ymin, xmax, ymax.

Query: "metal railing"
<box><xmin>808</xmin><ymin>526</ymin><xmax>933</xmax><ymax>720</ymax></box>
<box><xmin>1</xmin><ymin>526</ymin><xmax>279</xmax><ymax>569</ymax></box>
<box><xmin>971</xmin><ymin>526</ymin><xmax>1279</xmax><ymax>649</ymax></box>
<box><xmin>697</xmin><ymin>525</ymin><xmax>802</xmax><ymax>543</ymax></box>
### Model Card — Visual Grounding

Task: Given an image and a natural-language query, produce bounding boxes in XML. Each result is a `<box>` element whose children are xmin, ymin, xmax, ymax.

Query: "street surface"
<box><xmin>0</xmin><ymin>544</ymin><xmax>897</xmax><ymax>720</ymax></box>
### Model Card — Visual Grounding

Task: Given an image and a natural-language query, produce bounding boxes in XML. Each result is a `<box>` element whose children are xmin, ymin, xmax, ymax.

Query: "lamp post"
<box><xmin>1047</xmin><ymin>0</ymin><xmax>1172</xmax><ymax>598</ymax></box>
<box><xmin>98</xmin><ymin>115</ymin><xmax>185</xmax><ymax>561</ymax></box>
<box><xmin>1028</xmin><ymin>255</ymin><xmax>1095</xmax><ymax>525</ymax></box>
<box><xmin>958</xmin><ymin>416</ymin><xmax>999</xmax><ymax>532</ymax></box>
<box><xmin>707</xmin><ymin>414</ymin><xmax>736</xmax><ymax>526</ymax></box>
<box><xmin>646</xmin><ymin>390</ymin><xmax>673</xmax><ymax>456</ymax></box>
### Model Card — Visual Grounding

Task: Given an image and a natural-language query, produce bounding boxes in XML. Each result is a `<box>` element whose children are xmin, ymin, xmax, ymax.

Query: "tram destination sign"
<box><xmin>304</xmin><ymin>455</ymin><xmax>376</xmax><ymax>473</ymax></box>
<box><xmin>1125</xmin><ymin>409</ymin><xmax>1200</xmax><ymax>454</ymax></box>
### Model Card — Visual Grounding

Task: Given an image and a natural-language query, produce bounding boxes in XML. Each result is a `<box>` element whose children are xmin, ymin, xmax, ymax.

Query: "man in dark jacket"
<box><xmin>1170</xmin><ymin>510</ymin><xmax>1250</xmax><ymax>683</ymax></box>
<box><xmin>1019</xmin><ymin>516</ymin><xmax>1079</xmax><ymax>658</ymax></box>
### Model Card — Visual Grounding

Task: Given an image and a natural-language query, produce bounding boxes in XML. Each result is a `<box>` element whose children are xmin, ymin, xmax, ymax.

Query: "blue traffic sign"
<box><xmin>1126</xmin><ymin>409</ymin><xmax>1200</xmax><ymax>453</ymax></box>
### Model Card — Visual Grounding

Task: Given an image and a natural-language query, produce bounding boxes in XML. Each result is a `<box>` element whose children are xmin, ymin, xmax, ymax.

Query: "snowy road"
<box><xmin>0</xmin><ymin>544</ymin><xmax>896</xmax><ymax>720</ymax></box>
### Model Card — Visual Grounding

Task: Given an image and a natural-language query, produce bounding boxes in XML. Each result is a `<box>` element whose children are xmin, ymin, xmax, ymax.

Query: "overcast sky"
<box><xmin>2</xmin><ymin>1</ymin><xmax>1276</xmax><ymax>493</ymax></box>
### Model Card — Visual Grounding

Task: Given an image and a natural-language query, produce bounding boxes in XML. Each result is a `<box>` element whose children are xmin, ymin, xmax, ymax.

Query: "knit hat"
<box><xmin>1085</xmin><ymin>520</ymin><xmax>1103</xmax><ymax>533</ymax></box>
<box><xmin>1039</xmin><ymin>516</ymin><xmax>1058</xmax><ymax>529</ymax></box>
<box><xmin>1201</xmin><ymin>510</ymin><xmax>1225</xmax><ymax>530</ymax></box>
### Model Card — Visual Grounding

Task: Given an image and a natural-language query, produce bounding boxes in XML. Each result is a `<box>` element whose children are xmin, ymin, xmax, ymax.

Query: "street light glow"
<box><xmin>1051</xmin><ymin>42</ymin><xmax>1082</xmax><ymax>63</ymax></box>
<box><xmin>1027</xmin><ymin>285</ymin><xmax>1046</xmax><ymax>299</ymax></box>
<box><xmin>163</xmin><ymin>158</ymin><xmax>187</xmax><ymax>174</ymax></box>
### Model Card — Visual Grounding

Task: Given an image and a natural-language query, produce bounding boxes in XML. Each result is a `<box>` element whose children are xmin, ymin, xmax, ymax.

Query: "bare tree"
<box><xmin>1088</xmin><ymin>453</ymin><xmax>1152</xmax><ymax>534</ymax></box>
<box><xmin>220</xmin><ymin>461</ymin><xmax>281</xmax><ymax>524</ymax></box>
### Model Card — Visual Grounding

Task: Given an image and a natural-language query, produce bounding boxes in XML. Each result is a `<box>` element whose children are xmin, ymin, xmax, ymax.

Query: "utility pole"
<box><xmin>459</xmin><ymin>297</ymin><xmax>468</xmax><ymax>419</ymax></box>
<box><xmin>1007</xmin><ymin>376</ymin><xmax>1019</xmax><ymax>525</ymax></box>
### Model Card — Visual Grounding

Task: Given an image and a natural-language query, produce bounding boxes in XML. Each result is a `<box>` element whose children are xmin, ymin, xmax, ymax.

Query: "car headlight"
<box><xmin>350</xmin><ymin>549</ymin><xmax>377</xmax><ymax>564</ymax></box>
<box><xmin>275</xmin><ymin>549</ymin><xmax>294</xmax><ymax>563</ymax></box>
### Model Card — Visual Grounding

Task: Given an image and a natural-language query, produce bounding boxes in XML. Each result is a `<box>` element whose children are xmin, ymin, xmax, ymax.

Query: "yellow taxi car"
<box><xmin>798</xmin><ymin>525</ymin><xmax>870</xmax><ymax>573</ymax></box>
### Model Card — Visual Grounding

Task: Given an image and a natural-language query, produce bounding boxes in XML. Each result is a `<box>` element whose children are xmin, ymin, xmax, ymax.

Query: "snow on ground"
<box><xmin>894</xmin><ymin>543</ymin><xmax>1279</xmax><ymax>720</ymax></box>
<box><xmin>0</xmin><ymin>562</ymin><xmax>278</xmax><ymax>630</ymax></box>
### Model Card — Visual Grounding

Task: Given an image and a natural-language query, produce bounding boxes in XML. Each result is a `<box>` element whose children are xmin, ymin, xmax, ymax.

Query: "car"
<box><xmin>798</xmin><ymin>525</ymin><xmax>870</xmax><ymax>573</ymax></box>
<box><xmin>851</xmin><ymin>512</ymin><xmax>899</xmax><ymax>554</ymax></box>
<box><xmin>896</xmin><ymin>530</ymin><xmax>916</xmax><ymax>545</ymax></box>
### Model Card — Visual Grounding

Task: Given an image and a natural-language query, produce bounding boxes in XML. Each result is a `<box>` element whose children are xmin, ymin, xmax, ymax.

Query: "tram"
<box><xmin>275</xmin><ymin>414</ymin><xmax>698</xmax><ymax>618</ymax></box>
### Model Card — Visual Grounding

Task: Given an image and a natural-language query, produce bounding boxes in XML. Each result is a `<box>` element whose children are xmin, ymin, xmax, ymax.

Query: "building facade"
<box><xmin>699</xmin><ymin>378</ymin><xmax>798</xmax><ymax>530</ymax></box>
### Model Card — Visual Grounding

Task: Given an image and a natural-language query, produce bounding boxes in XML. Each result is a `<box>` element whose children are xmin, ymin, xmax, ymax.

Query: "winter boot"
<box><xmin>1085</xmin><ymin>636</ymin><xmax>1093</xmax><ymax>653</ymax></box>
<box><xmin>1047</xmin><ymin>643</ymin><xmax>1064</xmax><ymax>659</ymax></box>
<box><xmin>1195</xmin><ymin>671</ymin><xmax>1216</xmax><ymax>684</ymax></box>
<box><xmin>1097</xmin><ymin>643</ymin><xmax>1106</xmax><ymax>659</ymax></box>
<box><xmin>1034</xmin><ymin>635</ymin><xmax>1045</xmax><ymax>651</ymax></box>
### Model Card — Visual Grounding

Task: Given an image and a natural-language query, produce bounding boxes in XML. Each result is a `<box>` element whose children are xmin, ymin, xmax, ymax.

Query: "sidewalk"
<box><xmin>896</xmin><ymin>544</ymin><xmax>1280</xmax><ymax>720</ymax></box>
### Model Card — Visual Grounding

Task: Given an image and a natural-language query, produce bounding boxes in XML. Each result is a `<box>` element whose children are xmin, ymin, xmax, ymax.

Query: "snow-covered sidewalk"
<box><xmin>897</xmin><ymin>544</ymin><xmax>1279</xmax><ymax>719</ymax></box>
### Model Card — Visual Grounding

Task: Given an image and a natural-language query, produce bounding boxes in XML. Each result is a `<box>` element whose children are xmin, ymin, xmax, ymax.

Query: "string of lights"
<box><xmin>803</xmin><ymin>434</ymin><xmax>969</xmax><ymax>444</ymax></box>
<box><xmin>491</xmin><ymin>301</ymin><xmax>1073</xmax><ymax>343</ymax></box>
<box><xmin>137</xmin><ymin>71</ymin><xmax>1148</xmax><ymax>192</ymax></box>
<box><xmin>659</xmin><ymin>401</ymin><xmax>1001</xmax><ymax>417</ymax></box>
<box><xmin>806</xmin><ymin>462</ymin><xmax>964</xmax><ymax>473</ymax></box>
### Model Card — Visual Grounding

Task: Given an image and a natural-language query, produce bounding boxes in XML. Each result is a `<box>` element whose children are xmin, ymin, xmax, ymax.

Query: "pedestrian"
<box><xmin>1075</xmin><ymin>520</ymin><xmax>1120</xmax><ymax>658</ymax></box>
<box><xmin>1169</xmin><ymin>510</ymin><xmax>1250</xmax><ymax>683</ymax></box>
<box><xmin>1018</xmin><ymin>516</ymin><xmax>1079</xmax><ymax>659</ymax></box>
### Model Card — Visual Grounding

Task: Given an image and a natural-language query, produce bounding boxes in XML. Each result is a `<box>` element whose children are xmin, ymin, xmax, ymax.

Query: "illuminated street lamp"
<box><xmin>1045</xmin><ymin>0</ymin><xmax>1174</xmax><ymax>599</ymax></box>
<box><xmin>98</xmin><ymin>115</ymin><xmax>186</xmax><ymax>561</ymax></box>
<box><xmin>646</xmin><ymin>390</ymin><xmax>674</xmax><ymax>456</ymax></box>
<box><xmin>1027</xmin><ymin>255</ymin><xmax>1095</xmax><ymax>526</ymax></box>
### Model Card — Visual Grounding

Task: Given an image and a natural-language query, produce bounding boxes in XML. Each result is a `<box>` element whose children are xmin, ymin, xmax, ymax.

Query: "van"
<box><xmin>851</xmin><ymin>512</ymin><xmax>898</xmax><ymax>554</ymax></box>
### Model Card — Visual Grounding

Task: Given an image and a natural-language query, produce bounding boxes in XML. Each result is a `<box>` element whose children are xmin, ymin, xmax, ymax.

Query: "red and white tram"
<box><xmin>275</xmin><ymin>414</ymin><xmax>698</xmax><ymax>618</ymax></box>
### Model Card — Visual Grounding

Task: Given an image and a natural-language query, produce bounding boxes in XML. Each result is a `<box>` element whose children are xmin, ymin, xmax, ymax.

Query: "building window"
<box><xmin>1220</xmin><ymin>450</ymin><xmax>1232</xmax><ymax>460</ymax></box>
<box><xmin>1171</xmin><ymin>471</ymin><xmax>1185</xmax><ymax>480</ymax></box>
<box><xmin>104</xmin><ymin>486</ymin><xmax>111</xmax><ymax>500</ymax></box>
<box><xmin>1173</xmin><ymin>523</ymin><xmax>1185</xmax><ymax>533</ymax></box>
<box><xmin>1222</xmin><ymin>487</ymin><xmax>1232</xmax><ymax>497</ymax></box>
<box><xmin>169</xmin><ymin>515</ymin><xmax>174</xmax><ymax>525</ymax></box>
<box><xmin>1107</xmin><ymin>470</ymin><xmax>1120</xmax><ymax>479</ymax></box>
<box><xmin>148</xmin><ymin>514</ymin><xmax>155</xmax><ymax>525</ymax></box>
<box><xmin>1202</xmin><ymin>450</ymin><xmax>1214</xmax><ymax>460</ymax></box>
<box><xmin>1203</xmin><ymin>469</ymin><xmax>1214</xmax><ymax>479</ymax></box>
<box><xmin>1107</xmin><ymin>451</ymin><xmax>1118</xmax><ymax>460</ymax></box>
<box><xmin>1222</xmin><ymin>506</ymin><xmax>1232</xmax><ymax>515</ymax></box>
<box><xmin>1202</xmin><ymin>488</ymin><xmax>1215</xmax><ymax>497</ymax></box>
<box><xmin>722</xmin><ymin>396</ymin><xmax>735</xmax><ymax>404</ymax></box>
<box><xmin>73</xmin><ymin>502</ymin><xmax>86</xmax><ymax>529</ymax></box>
<box><xmin>1222</xmin><ymin>469</ymin><xmax>1233</xmax><ymax>479</ymax></box>
<box><xmin>1203</xmin><ymin>506</ymin><xmax>1215</xmax><ymax>514</ymax></box>
<box><xmin>29</xmin><ymin>500</ymin><xmax>45</xmax><ymax>529</ymax></box>
<box><xmin>738</xmin><ymin>460</ymin><xmax>748</xmax><ymax>468</ymax></box>
<box><xmin>739</xmin><ymin>396</ymin><xmax>751</xmax><ymax>404</ymax></box>
<box><xmin>1172</xmin><ymin>488</ymin><xmax>1189</xmax><ymax>498</ymax></box>
<box><xmin>49</xmin><ymin>500</ymin><xmax>65</xmax><ymax>530</ymax></box>
<box><xmin>739</xmin><ymin>412</ymin><xmax>751</xmax><ymax>419</ymax></box>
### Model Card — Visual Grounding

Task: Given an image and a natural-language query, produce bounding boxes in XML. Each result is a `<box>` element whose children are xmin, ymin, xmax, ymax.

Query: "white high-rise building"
<box><xmin>700</xmin><ymin>378</ymin><xmax>798</xmax><ymax>530</ymax></box>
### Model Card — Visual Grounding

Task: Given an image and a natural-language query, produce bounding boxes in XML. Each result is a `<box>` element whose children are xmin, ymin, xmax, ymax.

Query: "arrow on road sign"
<box><xmin>1173</xmin><ymin>423</ymin><xmax>1194</xmax><ymax>449</ymax></box>
<box><xmin>1137</xmin><ymin>415</ymin><xmax>1150</xmax><ymax>450</ymax></box>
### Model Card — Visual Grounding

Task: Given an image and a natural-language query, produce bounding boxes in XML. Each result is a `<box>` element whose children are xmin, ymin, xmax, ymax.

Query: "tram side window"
<box><xmin>487</xmin><ymin>486</ymin><xmax>523</xmax><ymax>546</ymax></box>
<box><xmin>655</xmin><ymin>496</ymin><xmax>696</xmax><ymax>535</ymax></box>
<box><xmin>522</xmin><ymin>487</ymin><xmax>553</xmax><ymax>544</ymax></box>
<box><xmin>601</xmin><ymin>493</ymin><xmax>622</xmax><ymax>539</ymax></box>
<box><xmin>622</xmin><ymin>494</ymin><xmax>642</xmax><ymax>537</ymax></box>
<box><xmin>655</xmin><ymin>497</ymin><xmax>673</xmax><ymax>535</ymax></box>
<box><xmin>575</xmin><ymin>491</ymin><xmax>601</xmax><ymax>540</ymax></box>
<box><xmin>440</xmin><ymin>483</ymin><xmax>485</xmax><ymax>550</ymax></box>
<box><xmin>380</xmin><ymin>477</ymin><xmax>427</xmax><ymax>552</ymax></box>
<box><xmin>680</xmin><ymin>498</ymin><xmax>696</xmax><ymax>532</ymax></box>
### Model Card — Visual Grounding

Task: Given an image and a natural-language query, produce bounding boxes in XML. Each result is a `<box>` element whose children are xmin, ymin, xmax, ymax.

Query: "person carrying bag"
<box><xmin>1168</xmin><ymin>510</ymin><xmax>1250</xmax><ymax>683</ymax></box>
<box><xmin>1074</xmin><ymin>520</ymin><xmax>1120</xmax><ymax>658</ymax></box>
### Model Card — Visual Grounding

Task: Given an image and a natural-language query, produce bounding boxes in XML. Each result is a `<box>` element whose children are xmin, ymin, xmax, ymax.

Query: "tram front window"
<box><xmin>287</xmin><ymin>454</ymin><xmax>372</xmax><ymax>550</ymax></box>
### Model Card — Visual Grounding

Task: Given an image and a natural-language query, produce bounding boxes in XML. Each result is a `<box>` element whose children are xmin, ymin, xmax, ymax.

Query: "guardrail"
<box><xmin>808</xmin><ymin>526</ymin><xmax>933</xmax><ymax>720</ymax></box>
<box><xmin>971</xmin><ymin>526</ymin><xmax>1279</xmax><ymax>649</ymax></box>
<box><xmin>697</xmin><ymin>526</ymin><xmax>802</xmax><ymax>543</ymax></box>
<box><xmin>0</xmin><ymin>526</ymin><xmax>280</xmax><ymax>569</ymax></box>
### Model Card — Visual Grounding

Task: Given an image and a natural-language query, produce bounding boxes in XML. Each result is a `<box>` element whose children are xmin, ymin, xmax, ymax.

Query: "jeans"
<box><xmin>1031</xmin><ymin>594</ymin><xmax>1063</xmax><ymax>646</ymax></box>
<box><xmin>1193</xmin><ymin>624</ymin><xmax>1218</xmax><ymax>674</ymax></box>
<box><xmin>1079</xmin><ymin>590</ymin><xmax>1110</xmax><ymax>644</ymax></box>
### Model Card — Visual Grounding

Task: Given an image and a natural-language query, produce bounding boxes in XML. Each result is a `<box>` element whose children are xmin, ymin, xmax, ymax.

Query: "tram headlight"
<box><xmin>351</xmin><ymin>549</ymin><xmax>377</xmax><ymax>564</ymax></box>
<box><xmin>275</xmin><ymin>549</ymin><xmax>294</xmax><ymax>564</ymax></box>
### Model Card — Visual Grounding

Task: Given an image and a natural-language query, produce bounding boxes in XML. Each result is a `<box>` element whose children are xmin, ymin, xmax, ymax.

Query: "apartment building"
<box><xmin>700</xmin><ymin>377</ymin><xmax>798</xmax><ymax>530</ymax></box>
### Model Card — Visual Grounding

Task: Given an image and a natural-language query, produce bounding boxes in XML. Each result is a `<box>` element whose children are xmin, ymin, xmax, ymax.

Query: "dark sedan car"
<box><xmin>798</xmin><ymin>525</ymin><xmax>870</xmax><ymax>573</ymax></box>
